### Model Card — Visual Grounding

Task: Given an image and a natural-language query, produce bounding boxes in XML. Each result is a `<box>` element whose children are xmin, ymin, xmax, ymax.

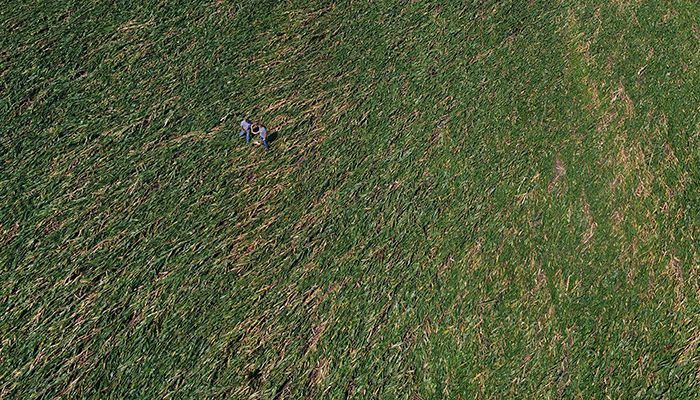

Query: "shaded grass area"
<box><xmin>1</xmin><ymin>0</ymin><xmax>698</xmax><ymax>398</ymax></box>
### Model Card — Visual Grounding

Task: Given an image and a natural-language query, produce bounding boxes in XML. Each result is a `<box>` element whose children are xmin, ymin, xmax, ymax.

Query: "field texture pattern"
<box><xmin>1</xmin><ymin>0</ymin><xmax>699</xmax><ymax>398</ymax></box>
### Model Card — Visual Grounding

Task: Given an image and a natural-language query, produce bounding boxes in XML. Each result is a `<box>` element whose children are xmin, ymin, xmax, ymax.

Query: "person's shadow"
<box><xmin>268</xmin><ymin>130</ymin><xmax>278</xmax><ymax>143</ymax></box>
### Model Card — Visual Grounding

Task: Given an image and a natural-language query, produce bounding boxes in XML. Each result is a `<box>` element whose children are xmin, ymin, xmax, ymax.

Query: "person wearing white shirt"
<box><xmin>239</xmin><ymin>117</ymin><xmax>252</xmax><ymax>143</ymax></box>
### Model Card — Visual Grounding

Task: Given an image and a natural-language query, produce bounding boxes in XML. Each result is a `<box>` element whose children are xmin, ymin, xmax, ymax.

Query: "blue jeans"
<box><xmin>240</xmin><ymin>129</ymin><xmax>251</xmax><ymax>143</ymax></box>
<box><xmin>262</xmin><ymin>138</ymin><xmax>269</xmax><ymax>150</ymax></box>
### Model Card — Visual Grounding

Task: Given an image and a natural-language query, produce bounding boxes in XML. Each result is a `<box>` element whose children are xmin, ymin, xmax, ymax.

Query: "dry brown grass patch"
<box><xmin>308</xmin><ymin>358</ymin><xmax>330</xmax><ymax>396</ymax></box>
<box><xmin>548</xmin><ymin>156</ymin><xmax>566</xmax><ymax>192</ymax></box>
<box><xmin>1</xmin><ymin>222</ymin><xmax>20</xmax><ymax>245</ymax></box>
<box><xmin>611</xmin><ymin>83</ymin><xmax>635</xmax><ymax>117</ymax></box>
<box><xmin>307</xmin><ymin>320</ymin><xmax>327</xmax><ymax>354</ymax></box>
<box><xmin>580</xmin><ymin>195</ymin><xmax>597</xmax><ymax>247</ymax></box>
<box><xmin>664</xmin><ymin>254</ymin><xmax>685</xmax><ymax>306</ymax></box>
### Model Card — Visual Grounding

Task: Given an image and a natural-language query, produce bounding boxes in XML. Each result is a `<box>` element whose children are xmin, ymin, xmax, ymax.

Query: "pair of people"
<box><xmin>239</xmin><ymin>117</ymin><xmax>269</xmax><ymax>151</ymax></box>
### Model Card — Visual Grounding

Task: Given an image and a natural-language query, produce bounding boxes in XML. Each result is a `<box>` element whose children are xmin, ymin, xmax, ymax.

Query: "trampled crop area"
<box><xmin>1</xmin><ymin>1</ymin><xmax>698</xmax><ymax>398</ymax></box>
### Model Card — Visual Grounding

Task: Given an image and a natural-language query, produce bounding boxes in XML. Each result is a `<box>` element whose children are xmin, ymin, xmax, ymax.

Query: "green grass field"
<box><xmin>1</xmin><ymin>0</ymin><xmax>698</xmax><ymax>398</ymax></box>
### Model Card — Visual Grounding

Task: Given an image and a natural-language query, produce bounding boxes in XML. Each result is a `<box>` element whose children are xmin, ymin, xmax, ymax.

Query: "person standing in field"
<box><xmin>252</xmin><ymin>123</ymin><xmax>270</xmax><ymax>151</ymax></box>
<box><xmin>239</xmin><ymin>116</ymin><xmax>252</xmax><ymax>143</ymax></box>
